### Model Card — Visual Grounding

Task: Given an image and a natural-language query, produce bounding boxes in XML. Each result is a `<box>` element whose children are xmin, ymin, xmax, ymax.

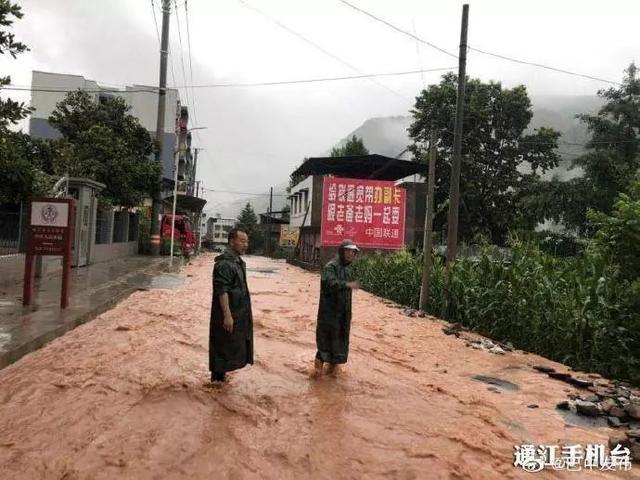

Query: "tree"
<box><xmin>330</xmin><ymin>135</ymin><xmax>369</xmax><ymax>157</ymax></box>
<box><xmin>588</xmin><ymin>180</ymin><xmax>640</xmax><ymax>285</ymax></box>
<box><xmin>587</xmin><ymin>181</ymin><xmax>640</xmax><ymax>343</ymax></box>
<box><xmin>48</xmin><ymin>91</ymin><xmax>161</xmax><ymax>207</ymax></box>
<box><xmin>235</xmin><ymin>202</ymin><xmax>263</xmax><ymax>253</ymax></box>
<box><xmin>408</xmin><ymin>73</ymin><xmax>561</xmax><ymax>244</ymax></box>
<box><xmin>0</xmin><ymin>0</ymin><xmax>30</xmax><ymax>131</ymax></box>
<box><xmin>288</xmin><ymin>136</ymin><xmax>370</xmax><ymax>192</ymax></box>
<box><xmin>0</xmin><ymin>134</ymin><xmax>53</xmax><ymax>203</ymax></box>
<box><xmin>535</xmin><ymin>64</ymin><xmax>640</xmax><ymax>234</ymax></box>
<box><xmin>0</xmin><ymin>1</ymin><xmax>46</xmax><ymax>204</ymax></box>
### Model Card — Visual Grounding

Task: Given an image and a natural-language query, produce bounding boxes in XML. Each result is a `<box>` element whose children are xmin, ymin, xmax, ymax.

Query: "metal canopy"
<box><xmin>291</xmin><ymin>154</ymin><xmax>423</xmax><ymax>181</ymax></box>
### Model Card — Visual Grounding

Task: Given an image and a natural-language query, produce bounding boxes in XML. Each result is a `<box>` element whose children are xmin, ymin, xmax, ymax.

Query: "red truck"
<box><xmin>161</xmin><ymin>214</ymin><xmax>196</xmax><ymax>256</ymax></box>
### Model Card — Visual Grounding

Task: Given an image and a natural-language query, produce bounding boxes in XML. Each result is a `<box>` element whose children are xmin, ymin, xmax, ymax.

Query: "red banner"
<box><xmin>320</xmin><ymin>177</ymin><xmax>406</xmax><ymax>249</ymax></box>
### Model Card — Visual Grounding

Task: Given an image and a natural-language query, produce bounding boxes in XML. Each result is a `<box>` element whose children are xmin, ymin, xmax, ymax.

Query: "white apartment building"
<box><xmin>29</xmin><ymin>70</ymin><xmax>191</xmax><ymax>186</ymax></box>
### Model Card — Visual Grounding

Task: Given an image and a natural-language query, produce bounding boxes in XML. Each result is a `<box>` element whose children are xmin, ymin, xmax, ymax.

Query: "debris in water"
<box><xmin>466</xmin><ymin>338</ymin><xmax>509</xmax><ymax>355</ymax></box>
<box><xmin>442</xmin><ymin>323</ymin><xmax>464</xmax><ymax>337</ymax></box>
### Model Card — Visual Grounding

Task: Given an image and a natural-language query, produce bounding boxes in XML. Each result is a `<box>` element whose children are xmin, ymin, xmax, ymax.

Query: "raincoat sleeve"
<box><xmin>321</xmin><ymin>262</ymin><xmax>347</xmax><ymax>291</ymax></box>
<box><xmin>213</xmin><ymin>261</ymin><xmax>236</xmax><ymax>296</ymax></box>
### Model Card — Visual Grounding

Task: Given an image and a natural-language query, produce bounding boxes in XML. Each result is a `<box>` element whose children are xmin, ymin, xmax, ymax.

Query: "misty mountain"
<box><xmin>213</xmin><ymin>95</ymin><xmax>603</xmax><ymax>218</ymax></box>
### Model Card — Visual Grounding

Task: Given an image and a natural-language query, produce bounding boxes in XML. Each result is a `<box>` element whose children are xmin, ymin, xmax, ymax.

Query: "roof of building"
<box><xmin>165</xmin><ymin>194</ymin><xmax>207</xmax><ymax>213</ymax></box>
<box><xmin>290</xmin><ymin>154</ymin><xmax>424</xmax><ymax>181</ymax></box>
<box><xmin>259</xmin><ymin>213</ymin><xmax>289</xmax><ymax>225</ymax></box>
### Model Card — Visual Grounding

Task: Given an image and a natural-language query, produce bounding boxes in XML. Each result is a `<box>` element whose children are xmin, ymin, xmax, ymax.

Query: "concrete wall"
<box><xmin>122</xmin><ymin>86</ymin><xmax>179</xmax><ymax>134</ymax></box>
<box><xmin>0</xmin><ymin>256</ymin><xmax>66</xmax><ymax>285</ymax></box>
<box><xmin>289</xmin><ymin>176</ymin><xmax>314</xmax><ymax>227</ymax></box>
<box><xmin>289</xmin><ymin>175</ymin><xmax>324</xmax><ymax>227</ymax></box>
<box><xmin>92</xmin><ymin>242</ymin><xmax>138</xmax><ymax>264</ymax></box>
<box><xmin>41</xmin><ymin>256</ymin><xmax>63</xmax><ymax>276</ymax></box>
<box><xmin>0</xmin><ymin>241</ymin><xmax>138</xmax><ymax>287</ymax></box>
<box><xmin>30</xmin><ymin>71</ymin><xmax>96</xmax><ymax>122</ymax></box>
<box><xmin>0</xmin><ymin>255</ymin><xmax>25</xmax><ymax>286</ymax></box>
<box><xmin>310</xmin><ymin>176</ymin><xmax>324</xmax><ymax>228</ymax></box>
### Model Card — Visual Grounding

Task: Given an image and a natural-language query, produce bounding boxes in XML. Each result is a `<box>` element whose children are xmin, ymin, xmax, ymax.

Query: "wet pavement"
<box><xmin>0</xmin><ymin>255</ymin><xmax>636</xmax><ymax>479</ymax></box>
<box><xmin>0</xmin><ymin>256</ymin><xmax>178</xmax><ymax>369</ymax></box>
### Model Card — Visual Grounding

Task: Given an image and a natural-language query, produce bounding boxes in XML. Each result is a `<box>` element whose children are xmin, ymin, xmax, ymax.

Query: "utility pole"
<box><xmin>151</xmin><ymin>0</ymin><xmax>171</xmax><ymax>256</ymax></box>
<box><xmin>191</xmin><ymin>147</ymin><xmax>199</xmax><ymax>196</ymax></box>
<box><xmin>267</xmin><ymin>187</ymin><xmax>273</xmax><ymax>256</ymax></box>
<box><xmin>445</xmin><ymin>4</ymin><xmax>469</xmax><ymax>267</ymax></box>
<box><xmin>419</xmin><ymin>131</ymin><xmax>437</xmax><ymax>312</ymax></box>
<box><xmin>169</xmin><ymin>146</ymin><xmax>179</xmax><ymax>267</ymax></box>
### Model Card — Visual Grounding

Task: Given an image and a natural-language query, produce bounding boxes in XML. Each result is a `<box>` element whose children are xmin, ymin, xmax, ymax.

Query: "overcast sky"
<box><xmin>1</xmin><ymin>0</ymin><xmax>637</xmax><ymax>213</ymax></box>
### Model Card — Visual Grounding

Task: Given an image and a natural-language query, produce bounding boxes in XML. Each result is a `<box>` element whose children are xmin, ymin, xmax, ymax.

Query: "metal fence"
<box><xmin>128</xmin><ymin>212</ymin><xmax>139</xmax><ymax>242</ymax></box>
<box><xmin>112</xmin><ymin>211</ymin><xmax>128</xmax><ymax>243</ymax></box>
<box><xmin>0</xmin><ymin>204</ymin><xmax>28</xmax><ymax>256</ymax></box>
<box><xmin>95</xmin><ymin>208</ymin><xmax>111</xmax><ymax>245</ymax></box>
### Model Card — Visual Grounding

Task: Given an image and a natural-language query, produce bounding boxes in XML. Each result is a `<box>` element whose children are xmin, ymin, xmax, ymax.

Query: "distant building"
<box><xmin>259</xmin><ymin>211</ymin><xmax>290</xmax><ymax>254</ymax></box>
<box><xmin>29</xmin><ymin>70</ymin><xmax>206</xmax><ymax>244</ymax></box>
<box><xmin>206</xmin><ymin>215</ymin><xmax>236</xmax><ymax>247</ymax></box>
<box><xmin>29</xmin><ymin>71</ymin><xmax>189</xmax><ymax>185</ymax></box>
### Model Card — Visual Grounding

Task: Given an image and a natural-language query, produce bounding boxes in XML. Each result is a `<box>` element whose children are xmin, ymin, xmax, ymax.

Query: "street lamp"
<box><xmin>169</xmin><ymin>126</ymin><xmax>208</xmax><ymax>267</ymax></box>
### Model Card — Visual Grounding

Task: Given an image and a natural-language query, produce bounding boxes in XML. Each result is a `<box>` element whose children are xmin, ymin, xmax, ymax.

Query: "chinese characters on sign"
<box><xmin>514</xmin><ymin>443</ymin><xmax>632</xmax><ymax>473</ymax></box>
<box><xmin>28</xmin><ymin>201</ymin><xmax>71</xmax><ymax>256</ymax></box>
<box><xmin>321</xmin><ymin>177</ymin><xmax>406</xmax><ymax>249</ymax></box>
<box><xmin>279</xmin><ymin>225</ymin><xmax>300</xmax><ymax>247</ymax></box>
<box><xmin>23</xmin><ymin>198</ymin><xmax>75</xmax><ymax>308</ymax></box>
<box><xmin>29</xmin><ymin>226</ymin><xmax>67</xmax><ymax>255</ymax></box>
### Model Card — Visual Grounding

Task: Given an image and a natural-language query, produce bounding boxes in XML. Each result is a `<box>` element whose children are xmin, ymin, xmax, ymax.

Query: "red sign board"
<box><xmin>320</xmin><ymin>177</ymin><xmax>406</xmax><ymax>249</ymax></box>
<box><xmin>23</xmin><ymin>198</ymin><xmax>75</xmax><ymax>308</ymax></box>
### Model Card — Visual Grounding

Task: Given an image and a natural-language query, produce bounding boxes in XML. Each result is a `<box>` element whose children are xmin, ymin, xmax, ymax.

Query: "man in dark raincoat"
<box><xmin>314</xmin><ymin>239</ymin><xmax>360</xmax><ymax>376</ymax></box>
<box><xmin>209</xmin><ymin>228</ymin><xmax>253</xmax><ymax>383</ymax></box>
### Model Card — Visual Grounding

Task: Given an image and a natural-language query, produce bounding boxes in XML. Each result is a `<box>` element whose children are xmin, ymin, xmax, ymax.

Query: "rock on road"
<box><xmin>0</xmin><ymin>255</ymin><xmax>634</xmax><ymax>479</ymax></box>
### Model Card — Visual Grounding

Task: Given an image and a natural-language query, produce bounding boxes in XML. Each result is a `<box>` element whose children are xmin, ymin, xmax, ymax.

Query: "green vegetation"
<box><xmin>352</xmin><ymin>184</ymin><xmax>640</xmax><ymax>383</ymax></box>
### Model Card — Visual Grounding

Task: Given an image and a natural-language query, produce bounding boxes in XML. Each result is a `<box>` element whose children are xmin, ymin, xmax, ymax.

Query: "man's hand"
<box><xmin>223</xmin><ymin>314</ymin><xmax>234</xmax><ymax>333</ymax></box>
<box><xmin>347</xmin><ymin>281</ymin><xmax>361</xmax><ymax>290</ymax></box>
<box><xmin>220</xmin><ymin>293</ymin><xmax>234</xmax><ymax>333</ymax></box>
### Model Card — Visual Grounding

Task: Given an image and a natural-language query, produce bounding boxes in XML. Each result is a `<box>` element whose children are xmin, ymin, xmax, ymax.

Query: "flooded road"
<box><xmin>0</xmin><ymin>255</ymin><xmax>635</xmax><ymax>479</ymax></box>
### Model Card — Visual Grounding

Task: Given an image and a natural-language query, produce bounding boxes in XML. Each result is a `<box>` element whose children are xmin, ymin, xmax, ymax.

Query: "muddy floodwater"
<box><xmin>0</xmin><ymin>255</ymin><xmax>635</xmax><ymax>479</ymax></box>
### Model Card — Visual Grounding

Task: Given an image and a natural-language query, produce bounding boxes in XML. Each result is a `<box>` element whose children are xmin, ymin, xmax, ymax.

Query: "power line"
<box><xmin>337</xmin><ymin>0</ymin><xmax>621</xmax><ymax>86</ymax></box>
<box><xmin>150</xmin><ymin>0</ymin><xmax>161</xmax><ymax>44</ymax></box>
<box><xmin>236</xmin><ymin>0</ymin><xmax>409</xmax><ymax>101</ymax></box>
<box><xmin>4</xmin><ymin>67</ymin><xmax>454</xmax><ymax>93</ymax></box>
<box><xmin>183</xmin><ymin>0</ymin><xmax>197</xmax><ymax>113</ymax></box>
<box><xmin>183</xmin><ymin>0</ymin><xmax>203</xmax><ymax>146</ymax></box>
<box><xmin>521</xmin><ymin>139</ymin><xmax>637</xmax><ymax>147</ymax></box>
<box><xmin>412</xmin><ymin>18</ymin><xmax>426</xmax><ymax>90</ymax></box>
<box><xmin>338</xmin><ymin>0</ymin><xmax>458</xmax><ymax>59</ymax></box>
<box><xmin>151</xmin><ymin>0</ymin><xmax>178</xmax><ymax>91</ymax></box>
<box><xmin>468</xmin><ymin>47</ymin><xmax>621</xmax><ymax>86</ymax></box>
<box><xmin>556</xmin><ymin>150</ymin><xmax>583</xmax><ymax>157</ymax></box>
<box><xmin>173</xmin><ymin>0</ymin><xmax>193</xmax><ymax>114</ymax></box>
